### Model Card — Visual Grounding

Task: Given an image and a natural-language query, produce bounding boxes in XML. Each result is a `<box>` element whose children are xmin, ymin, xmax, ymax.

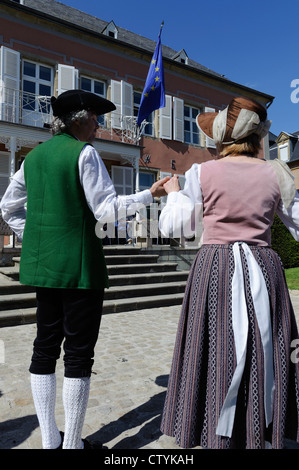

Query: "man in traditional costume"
<box><xmin>0</xmin><ymin>89</ymin><xmax>168</xmax><ymax>449</ymax></box>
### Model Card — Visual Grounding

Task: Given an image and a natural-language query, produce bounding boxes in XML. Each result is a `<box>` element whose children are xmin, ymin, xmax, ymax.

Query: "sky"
<box><xmin>58</xmin><ymin>0</ymin><xmax>299</xmax><ymax>137</ymax></box>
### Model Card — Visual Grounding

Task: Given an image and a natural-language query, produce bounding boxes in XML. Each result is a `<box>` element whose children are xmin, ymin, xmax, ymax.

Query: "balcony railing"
<box><xmin>0</xmin><ymin>86</ymin><xmax>149</xmax><ymax>145</ymax></box>
<box><xmin>0</xmin><ymin>86</ymin><xmax>52</xmax><ymax>127</ymax></box>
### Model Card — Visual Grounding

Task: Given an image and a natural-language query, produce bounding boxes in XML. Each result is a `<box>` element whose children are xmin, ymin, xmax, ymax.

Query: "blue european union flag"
<box><xmin>137</xmin><ymin>25</ymin><xmax>165</xmax><ymax>127</ymax></box>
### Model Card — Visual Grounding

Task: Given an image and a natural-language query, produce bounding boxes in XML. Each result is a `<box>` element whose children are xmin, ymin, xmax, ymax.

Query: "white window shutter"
<box><xmin>173</xmin><ymin>97</ymin><xmax>184</xmax><ymax>142</ymax></box>
<box><xmin>159</xmin><ymin>94</ymin><xmax>172</xmax><ymax>140</ymax></box>
<box><xmin>57</xmin><ymin>64</ymin><xmax>77</xmax><ymax>94</ymax></box>
<box><xmin>111</xmin><ymin>80</ymin><xmax>122</xmax><ymax>129</ymax></box>
<box><xmin>279</xmin><ymin>143</ymin><xmax>289</xmax><ymax>162</ymax></box>
<box><xmin>204</xmin><ymin>106</ymin><xmax>216</xmax><ymax>148</ymax></box>
<box><xmin>121</xmin><ymin>80</ymin><xmax>133</xmax><ymax>123</ymax></box>
<box><xmin>111</xmin><ymin>80</ymin><xmax>133</xmax><ymax>129</ymax></box>
<box><xmin>0</xmin><ymin>46</ymin><xmax>20</xmax><ymax>123</ymax></box>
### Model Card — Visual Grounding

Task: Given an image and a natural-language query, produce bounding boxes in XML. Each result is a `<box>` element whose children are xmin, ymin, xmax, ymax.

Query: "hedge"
<box><xmin>271</xmin><ymin>215</ymin><xmax>299</xmax><ymax>268</ymax></box>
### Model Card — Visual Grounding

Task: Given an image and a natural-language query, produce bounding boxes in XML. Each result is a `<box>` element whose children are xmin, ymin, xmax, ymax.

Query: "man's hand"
<box><xmin>149</xmin><ymin>176</ymin><xmax>171</xmax><ymax>198</ymax></box>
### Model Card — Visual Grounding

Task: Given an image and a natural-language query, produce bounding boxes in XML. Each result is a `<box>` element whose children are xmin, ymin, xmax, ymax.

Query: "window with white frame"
<box><xmin>111</xmin><ymin>165</ymin><xmax>134</xmax><ymax>195</ymax></box>
<box><xmin>184</xmin><ymin>105</ymin><xmax>200</xmax><ymax>145</ymax></box>
<box><xmin>133</xmin><ymin>91</ymin><xmax>154</xmax><ymax>136</ymax></box>
<box><xmin>80</xmin><ymin>76</ymin><xmax>106</xmax><ymax>126</ymax></box>
<box><xmin>22</xmin><ymin>60</ymin><xmax>53</xmax><ymax>126</ymax></box>
<box><xmin>139</xmin><ymin>171</ymin><xmax>155</xmax><ymax>191</ymax></box>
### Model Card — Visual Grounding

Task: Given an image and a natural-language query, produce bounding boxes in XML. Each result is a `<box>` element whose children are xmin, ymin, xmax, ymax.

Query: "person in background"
<box><xmin>159</xmin><ymin>96</ymin><xmax>299</xmax><ymax>449</ymax></box>
<box><xmin>0</xmin><ymin>89</ymin><xmax>168</xmax><ymax>449</ymax></box>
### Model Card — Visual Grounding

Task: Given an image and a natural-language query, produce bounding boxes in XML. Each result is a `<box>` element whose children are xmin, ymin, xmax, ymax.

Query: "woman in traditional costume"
<box><xmin>159</xmin><ymin>96</ymin><xmax>299</xmax><ymax>449</ymax></box>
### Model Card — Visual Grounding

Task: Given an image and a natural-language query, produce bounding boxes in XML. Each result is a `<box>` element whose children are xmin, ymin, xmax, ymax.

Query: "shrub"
<box><xmin>271</xmin><ymin>215</ymin><xmax>299</xmax><ymax>268</ymax></box>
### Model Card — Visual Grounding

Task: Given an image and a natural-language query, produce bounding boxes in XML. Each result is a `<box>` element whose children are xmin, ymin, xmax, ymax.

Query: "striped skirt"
<box><xmin>160</xmin><ymin>244</ymin><xmax>299</xmax><ymax>449</ymax></box>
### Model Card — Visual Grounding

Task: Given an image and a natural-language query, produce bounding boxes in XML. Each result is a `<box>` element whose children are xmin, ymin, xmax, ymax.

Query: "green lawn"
<box><xmin>285</xmin><ymin>267</ymin><xmax>299</xmax><ymax>290</ymax></box>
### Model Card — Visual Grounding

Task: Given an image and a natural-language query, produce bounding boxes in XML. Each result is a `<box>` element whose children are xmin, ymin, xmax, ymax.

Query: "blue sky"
<box><xmin>59</xmin><ymin>0</ymin><xmax>299</xmax><ymax>137</ymax></box>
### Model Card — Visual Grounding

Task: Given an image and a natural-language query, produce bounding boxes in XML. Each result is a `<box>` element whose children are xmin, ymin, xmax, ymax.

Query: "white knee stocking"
<box><xmin>62</xmin><ymin>377</ymin><xmax>90</xmax><ymax>449</ymax></box>
<box><xmin>30</xmin><ymin>373</ymin><xmax>62</xmax><ymax>449</ymax></box>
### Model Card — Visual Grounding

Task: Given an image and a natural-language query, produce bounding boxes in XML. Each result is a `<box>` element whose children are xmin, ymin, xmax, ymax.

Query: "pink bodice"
<box><xmin>200</xmin><ymin>160</ymin><xmax>281</xmax><ymax>246</ymax></box>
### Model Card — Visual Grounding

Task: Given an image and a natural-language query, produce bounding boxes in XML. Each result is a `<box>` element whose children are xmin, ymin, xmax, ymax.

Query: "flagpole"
<box><xmin>136</xmin><ymin>22</ymin><xmax>166</xmax><ymax>128</ymax></box>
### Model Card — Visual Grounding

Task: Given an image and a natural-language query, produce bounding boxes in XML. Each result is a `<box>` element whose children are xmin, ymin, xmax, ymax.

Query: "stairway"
<box><xmin>0</xmin><ymin>246</ymin><xmax>189</xmax><ymax>326</ymax></box>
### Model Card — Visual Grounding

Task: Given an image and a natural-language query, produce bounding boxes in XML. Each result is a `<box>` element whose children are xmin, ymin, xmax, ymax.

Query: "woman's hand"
<box><xmin>163</xmin><ymin>175</ymin><xmax>181</xmax><ymax>194</ymax></box>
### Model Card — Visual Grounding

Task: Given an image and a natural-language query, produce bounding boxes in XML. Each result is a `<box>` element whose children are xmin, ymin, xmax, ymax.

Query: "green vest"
<box><xmin>20</xmin><ymin>133</ymin><xmax>108</xmax><ymax>290</ymax></box>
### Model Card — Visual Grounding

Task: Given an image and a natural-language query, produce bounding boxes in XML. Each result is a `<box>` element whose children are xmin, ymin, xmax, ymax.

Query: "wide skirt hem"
<box><xmin>160</xmin><ymin>244</ymin><xmax>299</xmax><ymax>449</ymax></box>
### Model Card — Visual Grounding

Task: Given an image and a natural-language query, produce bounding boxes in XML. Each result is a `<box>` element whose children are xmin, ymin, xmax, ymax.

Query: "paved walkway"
<box><xmin>0</xmin><ymin>292</ymin><xmax>298</xmax><ymax>450</ymax></box>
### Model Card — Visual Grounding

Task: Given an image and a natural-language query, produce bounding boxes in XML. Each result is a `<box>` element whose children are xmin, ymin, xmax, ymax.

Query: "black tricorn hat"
<box><xmin>51</xmin><ymin>89</ymin><xmax>116</xmax><ymax>117</ymax></box>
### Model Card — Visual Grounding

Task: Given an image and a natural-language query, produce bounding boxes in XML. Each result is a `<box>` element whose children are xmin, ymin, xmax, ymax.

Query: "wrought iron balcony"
<box><xmin>0</xmin><ymin>86</ymin><xmax>148</xmax><ymax>145</ymax></box>
<box><xmin>0</xmin><ymin>86</ymin><xmax>52</xmax><ymax>127</ymax></box>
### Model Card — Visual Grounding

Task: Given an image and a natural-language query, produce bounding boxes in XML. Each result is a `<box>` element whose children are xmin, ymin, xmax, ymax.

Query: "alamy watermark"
<box><xmin>94</xmin><ymin>201</ymin><xmax>203</xmax><ymax>242</ymax></box>
<box><xmin>291</xmin><ymin>339</ymin><xmax>299</xmax><ymax>364</ymax></box>
<box><xmin>290</xmin><ymin>79</ymin><xmax>299</xmax><ymax>103</ymax></box>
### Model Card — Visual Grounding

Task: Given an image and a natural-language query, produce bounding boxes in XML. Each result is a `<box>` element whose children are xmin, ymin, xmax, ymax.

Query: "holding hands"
<box><xmin>149</xmin><ymin>176</ymin><xmax>170</xmax><ymax>197</ymax></box>
<box><xmin>149</xmin><ymin>174</ymin><xmax>181</xmax><ymax>198</ymax></box>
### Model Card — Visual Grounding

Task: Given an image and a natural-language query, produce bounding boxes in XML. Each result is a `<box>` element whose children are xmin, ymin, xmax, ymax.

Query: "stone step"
<box><xmin>104</xmin><ymin>281</ymin><xmax>186</xmax><ymax>300</ymax></box>
<box><xmin>0</xmin><ymin>292</ymin><xmax>185</xmax><ymax>326</ymax></box>
<box><xmin>0</xmin><ymin>270</ymin><xmax>189</xmax><ymax>294</ymax></box>
<box><xmin>108</xmin><ymin>270</ymin><xmax>189</xmax><ymax>286</ymax></box>
<box><xmin>0</xmin><ymin>282</ymin><xmax>35</xmax><ymax>295</ymax></box>
<box><xmin>103</xmin><ymin>246</ymin><xmax>142</xmax><ymax>255</ymax></box>
<box><xmin>10</xmin><ymin>250</ymin><xmax>151</xmax><ymax>266</ymax></box>
<box><xmin>0</xmin><ymin>266</ymin><xmax>20</xmax><ymax>280</ymax></box>
<box><xmin>0</xmin><ymin>261</ymin><xmax>180</xmax><ymax>281</ymax></box>
<box><xmin>0</xmin><ymin>280</ymin><xmax>187</xmax><ymax>311</ymax></box>
<box><xmin>0</xmin><ymin>247</ymin><xmax>189</xmax><ymax>326</ymax></box>
<box><xmin>107</xmin><ymin>262</ymin><xmax>178</xmax><ymax>275</ymax></box>
<box><xmin>103</xmin><ymin>292</ymin><xmax>185</xmax><ymax>314</ymax></box>
<box><xmin>0</xmin><ymin>292</ymin><xmax>37</xmax><ymax>311</ymax></box>
<box><xmin>104</xmin><ymin>254</ymin><xmax>159</xmax><ymax>265</ymax></box>
<box><xmin>11</xmin><ymin>245</ymin><xmax>143</xmax><ymax>262</ymax></box>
